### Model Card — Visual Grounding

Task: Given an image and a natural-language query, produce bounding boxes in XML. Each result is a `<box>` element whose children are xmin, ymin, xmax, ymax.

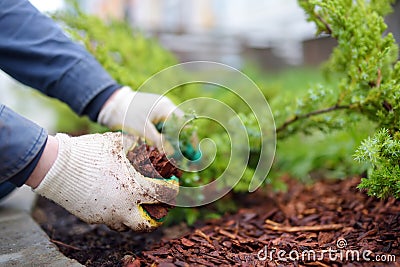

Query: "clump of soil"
<box><xmin>127</xmin><ymin>141</ymin><xmax>182</xmax><ymax>179</ymax></box>
<box><xmin>127</xmin><ymin>141</ymin><xmax>182</xmax><ymax>220</ymax></box>
<box><xmin>141</xmin><ymin>203</ymin><xmax>171</xmax><ymax>221</ymax></box>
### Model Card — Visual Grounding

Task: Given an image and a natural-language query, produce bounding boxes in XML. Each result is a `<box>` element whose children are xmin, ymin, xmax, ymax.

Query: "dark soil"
<box><xmin>33</xmin><ymin>176</ymin><xmax>399</xmax><ymax>267</ymax></box>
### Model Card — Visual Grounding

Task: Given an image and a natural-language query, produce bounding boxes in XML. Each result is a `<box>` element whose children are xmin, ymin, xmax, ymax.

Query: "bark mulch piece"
<box><xmin>33</xmin><ymin>177</ymin><xmax>399</xmax><ymax>267</ymax></box>
<box><xmin>127</xmin><ymin>141</ymin><xmax>182</xmax><ymax>180</ymax></box>
<box><xmin>127</xmin><ymin>141</ymin><xmax>181</xmax><ymax>220</ymax></box>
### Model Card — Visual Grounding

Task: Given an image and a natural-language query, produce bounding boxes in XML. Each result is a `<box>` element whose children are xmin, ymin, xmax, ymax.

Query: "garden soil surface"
<box><xmin>33</xmin><ymin>176</ymin><xmax>399</xmax><ymax>267</ymax></box>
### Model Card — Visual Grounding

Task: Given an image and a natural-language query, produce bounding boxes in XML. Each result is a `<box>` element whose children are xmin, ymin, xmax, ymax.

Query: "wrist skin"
<box><xmin>25</xmin><ymin>135</ymin><xmax>59</xmax><ymax>189</ymax></box>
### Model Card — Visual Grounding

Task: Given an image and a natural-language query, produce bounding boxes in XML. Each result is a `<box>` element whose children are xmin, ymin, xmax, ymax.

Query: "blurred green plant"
<box><xmin>50</xmin><ymin>1</ymin><xmax>178</xmax><ymax>133</ymax></box>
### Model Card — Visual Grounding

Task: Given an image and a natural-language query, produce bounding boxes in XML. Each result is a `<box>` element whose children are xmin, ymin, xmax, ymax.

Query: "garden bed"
<box><xmin>33</xmin><ymin>176</ymin><xmax>399</xmax><ymax>266</ymax></box>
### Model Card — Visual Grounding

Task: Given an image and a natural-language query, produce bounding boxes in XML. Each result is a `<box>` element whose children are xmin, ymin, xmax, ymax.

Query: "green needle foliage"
<box><xmin>291</xmin><ymin>0</ymin><xmax>400</xmax><ymax>198</ymax></box>
<box><xmin>354</xmin><ymin>129</ymin><xmax>400</xmax><ymax>198</ymax></box>
<box><xmin>277</xmin><ymin>0</ymin><xmax>398</xmax><ymax>139</ymax></box>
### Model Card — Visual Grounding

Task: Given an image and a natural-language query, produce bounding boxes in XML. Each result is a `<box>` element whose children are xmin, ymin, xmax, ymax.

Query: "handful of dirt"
<box><xmin>127</xmin><ymin>140</ymin><xmax>181</xmax><ymax>220</ymax></box>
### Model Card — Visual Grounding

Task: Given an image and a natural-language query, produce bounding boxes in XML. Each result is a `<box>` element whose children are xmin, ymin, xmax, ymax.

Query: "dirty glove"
<box><xmin>98</xmin><ymin>86</ymin><xmax>183</xmax><ymax>149</ymax></box>
<box><xmin>34</xmin><ymin>132</ymin><xmax>179</xmax><ymax>232</ymax></box>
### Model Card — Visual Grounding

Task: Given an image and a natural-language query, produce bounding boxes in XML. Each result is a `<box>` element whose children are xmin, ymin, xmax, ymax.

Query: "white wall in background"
<box><xmin>128</xmin><ymin>0</ymin><xmax>316</xmax><ymax>65</ymax></box>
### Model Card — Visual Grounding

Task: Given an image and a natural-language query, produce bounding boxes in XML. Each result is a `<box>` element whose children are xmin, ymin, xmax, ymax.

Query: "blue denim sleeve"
<box><xmin>0</xmin><ymin>105</ymin><xmax>47</xmax><ymax>185</ymax></box>
<box><xmin>0</xmin><ymin>0</ymin><xmax>122</xmax><ymax>189</ymax></box>
<box><xmin>0</xmin><ymin>0</ymin><xmax>120</xmax><ymax>117</ymax></box>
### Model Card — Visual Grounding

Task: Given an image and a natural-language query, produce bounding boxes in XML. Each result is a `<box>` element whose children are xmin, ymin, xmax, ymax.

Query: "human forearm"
<box><xmin>25</xmin><ymin>135</ymin><xmax>58</xmax><ymax>189</ymax></box>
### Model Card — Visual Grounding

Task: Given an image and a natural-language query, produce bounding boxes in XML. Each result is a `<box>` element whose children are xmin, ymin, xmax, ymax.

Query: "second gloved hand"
<box><xmin>98</xmin><ymin>86</ymin><xmax>183</xmax><ymax>150</ymax></box>
<box><xmin>34</xmin><ymin>132</ymin><xmax>179</xmax><ymax>232</ymax></box>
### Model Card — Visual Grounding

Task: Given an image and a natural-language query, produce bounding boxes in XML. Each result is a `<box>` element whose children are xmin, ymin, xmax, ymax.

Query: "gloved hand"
<box><xmin>34</xmin><ymin>132</ymin><xmax>179</xmax><ymax>232</ymax></box>
<box><xmin>98</xmin><ymin>86</ymin><xmax>183</xmax><ymax>150</ymax></box>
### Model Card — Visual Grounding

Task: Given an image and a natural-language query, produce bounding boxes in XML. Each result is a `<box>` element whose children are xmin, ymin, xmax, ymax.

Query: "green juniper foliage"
<box><xmin>211</xmin><ymin>0</ymin><xmax>400</xmax><ymax>199</ymax></box>
<box><xmin>278</xmin><ymin>0</ymin><xmax>398</xmax><ymax>138</ymax></box>
<box><xmin>293</xmin><ymin>0</ymin><xmax>400</xmax><ymax>198</ymax></box>
<box><xmin>354</xmin><ymin>129</ymin><xmax>400</xmax><ymax>198</ymax></box>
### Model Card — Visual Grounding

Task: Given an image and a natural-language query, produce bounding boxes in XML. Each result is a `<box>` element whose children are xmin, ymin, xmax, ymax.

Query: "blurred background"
<box><xmin>81</xmin><ymin>0</ymin><xmax>317</xmax><ymax>68</ymax></box>
<box><xmin>2</xmin><ymin>0</ymin><xmax>399</xmax><ymax>132</ymax></box>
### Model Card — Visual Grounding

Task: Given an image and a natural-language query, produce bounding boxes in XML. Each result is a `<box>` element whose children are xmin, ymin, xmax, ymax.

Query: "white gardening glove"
<box><xmin>98</xmin><ymin>86</ymin><xmax>183</xmax><ymax>150</ymax></box>
<box><xmin>34</xmin><ymin>132</ymin><xmax>179</xmax><ymax>232</ymax></box>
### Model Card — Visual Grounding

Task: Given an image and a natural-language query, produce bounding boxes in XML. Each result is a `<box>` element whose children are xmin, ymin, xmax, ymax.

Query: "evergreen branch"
<box><xmin>276</xmin><ymin>104</ymin><xmax>350</xmax><ymax>133</ymax></box>
<box><xmin>376</xmin><ymin>69</ymin><xmax>382</xmax><ymax>88</ymax></box>
<box><xmin>315</xmin><ymin>12</ymin><xmax>332</xmax><ymax>35</ymax></box>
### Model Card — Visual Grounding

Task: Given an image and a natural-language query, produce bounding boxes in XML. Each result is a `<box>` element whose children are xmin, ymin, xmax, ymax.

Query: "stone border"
<box><xmin>0</xmin><ymin>186</ymin><xmax>83</xmax><ymax>267</ymax></box>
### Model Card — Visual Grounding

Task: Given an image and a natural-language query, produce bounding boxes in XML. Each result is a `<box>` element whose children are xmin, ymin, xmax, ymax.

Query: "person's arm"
<box><xmin>0</xmin><ymin>105</ymin><xmax>179</xmax><ymax>231</ymax></box>
<box><xmin>0</xmin><ymin>0</ymin><xmax>120</xmax><ymax>120</ymax></box>
<box><xmin>0</xmin><ymin>1</ymin><xmax>182</xmax><ymax>231</ymax></box>
<box><xmin>0</xmin><ymin>105</ymin><xmax>47</xmax><ymax>187</ymax></box>
<box><xmin>0</xmin><ymin>1</ymin><xmax>114</xmax><ymax>189</ymax></box>
<box><xmin>0</xmin><ymin>0</ymin><xmax>183</xmax><ymax>148</ymax></box>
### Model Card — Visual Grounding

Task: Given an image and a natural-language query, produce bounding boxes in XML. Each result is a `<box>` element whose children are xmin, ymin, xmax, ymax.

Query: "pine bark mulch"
<box><xmin>138</xmin><ymin>176</ymin><xmax>399</xmax><ymax>266</ymax></box>
<box><xmin>33</xmin><ymin>176</ymin><xmax>399</xmax><ymax>266</ymax></box>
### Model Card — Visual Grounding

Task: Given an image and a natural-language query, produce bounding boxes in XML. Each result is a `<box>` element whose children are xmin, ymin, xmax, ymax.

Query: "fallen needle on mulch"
<box><xmin>264</xmin><ymin>220</ymin><xmax>344</xmax><ymax>232</ymax></box>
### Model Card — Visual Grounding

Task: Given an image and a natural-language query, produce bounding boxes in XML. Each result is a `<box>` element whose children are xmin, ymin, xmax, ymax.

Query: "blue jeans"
<box><xmin>0</xmin><ymin>105</ymin><xmax>47</xmax><ymax>186</ymax></box>
<box><xmin>0</xmin><ymin>182</ymin><xmax>16</xmax><ymax>200</ymax></box>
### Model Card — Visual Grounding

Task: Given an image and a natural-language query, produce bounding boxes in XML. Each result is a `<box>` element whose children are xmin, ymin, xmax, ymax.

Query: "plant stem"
<box><xmin>315</xmin><ymin>12</ymin><xmax>332</xmax><ymax>34</ymax></box>
<box><xmin>276</xmin><ymin>104</ymin><xmax>350</xmax><ymax>133</ymax></box>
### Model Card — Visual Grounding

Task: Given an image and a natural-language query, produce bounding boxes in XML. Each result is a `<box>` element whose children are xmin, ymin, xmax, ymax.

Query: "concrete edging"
<box><xmin>0</xmin><ymin>186</ymin><xmax>83</xmax><ymax>267</ymax></box>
